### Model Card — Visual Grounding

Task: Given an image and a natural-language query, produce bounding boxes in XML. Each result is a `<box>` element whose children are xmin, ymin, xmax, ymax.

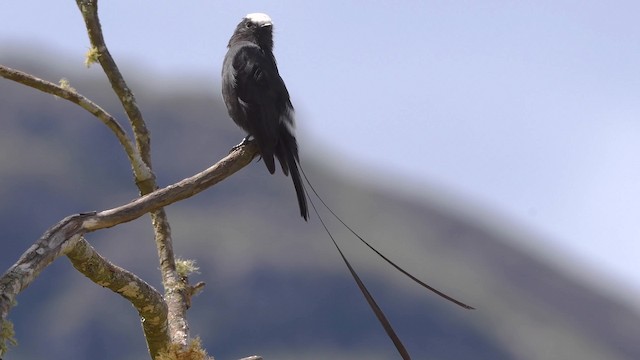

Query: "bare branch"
<box><xmin>151</xmin><ymin>209</ymin><xmax>191</xmax><ymax>346</ymax></box>
<box><xmin>4</xmin><ymin>2</ymin><xmax>248</xmax><ymax>357</ymax></box>
<box><xmin>0</xmin><ymin>141</ymin><xmax>258</xmax><ymax>330</ymax></box>
<box><xmin>0</xmin><ymin>213</ymin><xmax>90</xmax><ymax>326</ymax></box>
<box><xmin>0</xmin><ymin>64</ymin><xmax>149</xmax><ymax>176</ymax></box>
<box><xmin>0</xmin><ymin>60</ymin><xmax>186</xmax><ymax>350</ymax></box>
<box><xmin>67</xmin><ymin>238</ymin><xmax>169</xmax><ymax>358</ymax></box>
<box><xmin>75</xmin><ymin>0</ymin><xmax>194</xmax><ymax>346</ymax></box>
<box><xmin>75</xmin><ymin>0</ymin><xmax>152</xmax><ymax>168</ymax></box>
<box><xmin>90</xmin><ymin>142</ymin><xmax>256</xmax><ymax>228</ymax></box>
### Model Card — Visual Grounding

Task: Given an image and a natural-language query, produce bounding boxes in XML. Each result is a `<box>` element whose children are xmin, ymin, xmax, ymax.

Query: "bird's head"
<box><xmin>228</xmin><ymin>13</ymin><xmax>274</xmax><ymax>50</ymax></box>
<box><xmin>245</xmin><ymin>13</ymin><xmax>273</xmax><ymax>28</ymax></box>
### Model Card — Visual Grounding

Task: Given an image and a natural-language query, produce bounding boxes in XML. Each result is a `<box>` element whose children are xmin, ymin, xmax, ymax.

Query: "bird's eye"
<box><xmin>246</xmin><ymin>22</ymin><xmax>254</xmax><ymax>28</ymax></box>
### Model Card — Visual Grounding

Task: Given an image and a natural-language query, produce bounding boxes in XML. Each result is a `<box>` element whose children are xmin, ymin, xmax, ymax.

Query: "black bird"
<box><xmin>221</xmin><ymin>13</ymin><xmax>473</xmax><ymax>360</ymax></box>
<box><xmin>222</xmin><ymin>12</ymin><xmax>308</xmax><ymax>220</ymax></box>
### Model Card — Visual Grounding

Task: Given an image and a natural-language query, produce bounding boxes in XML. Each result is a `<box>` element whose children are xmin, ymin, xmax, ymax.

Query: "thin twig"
<box><xmin>0</xmin><ymin>64</ymin><xmax>148</xmax><ymax>176</ymax></box>
<box><xmin>75</xmin><ymin>0</ymin><xmax>152</xmax><ymax>167</ymax></box>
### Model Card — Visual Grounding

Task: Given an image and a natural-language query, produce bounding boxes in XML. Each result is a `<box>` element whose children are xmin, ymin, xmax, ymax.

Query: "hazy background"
<box><xmin>1</xmin><ymin>1</ymin><xmax>640</xmax><ymax>359</ymax></box>
<box><xmin>4</xmin><ymin>0</ymin><xmax>637</xmax><ymax>301</ymax></box>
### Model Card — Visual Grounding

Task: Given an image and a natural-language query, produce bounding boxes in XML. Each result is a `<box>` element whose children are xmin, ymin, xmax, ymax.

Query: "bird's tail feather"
<box><xmin>288</xmin><ymin>159</ymin><xmax>309</xmax><ymax>221</ymax></box>
<box><xmin>278</xmin><ymin>129</ymin><xmax>309</xmax><ymax>220</ymax></box>
<box><xmin>299</xmin><ymin>166</ymin><xmax>474</xmax><ymax>309</ymax></box>
<box><xmin>304</xmin><ymin>189</ymin><xmax>412</xmax><ymax>359</ymax></box>
<box><xmin>297</xmin><ymin>163</ymin><xmax>475</xmax><ymax>360</ymax></box>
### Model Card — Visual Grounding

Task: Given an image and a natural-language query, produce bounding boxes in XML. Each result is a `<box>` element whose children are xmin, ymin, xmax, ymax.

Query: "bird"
<box><xmin>221</xmin><ymin>13</ymin><xmax>473</xmax><ymax>360</ymax></box>
<box><xmin>221</xmin><ymin>12</ymin><xmax>308</xmax><ymax>220</ymax></box>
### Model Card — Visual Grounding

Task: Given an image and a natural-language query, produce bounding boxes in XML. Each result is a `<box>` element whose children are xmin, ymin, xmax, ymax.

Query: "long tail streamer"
<box><xmin>299</xmin><ymin>165</ymin><xmax>475</xmax><ymax>360</ymax></box>
<box><xmin>304</xmin><ymin>187</ymin><xmax>412</xmax><ymax>359</ymax></box>
<box><xmin>300</xmin><ymin>167</ymin><xmax>474</xmax><ymax>310</ymax></box>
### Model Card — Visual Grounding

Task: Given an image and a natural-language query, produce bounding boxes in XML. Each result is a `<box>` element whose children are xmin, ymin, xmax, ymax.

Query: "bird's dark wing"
<box><xmin>230</xmin><ymin>43</ymin><xmax>292</xmax><ymax>174</ymax></box>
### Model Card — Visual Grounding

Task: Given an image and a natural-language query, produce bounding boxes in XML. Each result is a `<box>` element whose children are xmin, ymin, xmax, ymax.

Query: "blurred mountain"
<box><xmin>1</xmin><ymin>52</ymin><xmax>639</xmax><ymax>360</ymax></box>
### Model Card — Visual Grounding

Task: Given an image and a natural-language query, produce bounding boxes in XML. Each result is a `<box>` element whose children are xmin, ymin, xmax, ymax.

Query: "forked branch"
<box><xmin>0</xmin><ymin>141</ymin><xmax>258</xmax><ymax>353</ymax></box>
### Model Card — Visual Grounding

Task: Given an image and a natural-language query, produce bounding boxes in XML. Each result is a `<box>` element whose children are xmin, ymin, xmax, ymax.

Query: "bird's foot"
<box><xmin>229</xmin><ymin>136</ymin><xmax>252</xmax><ymax>154</ymax></box>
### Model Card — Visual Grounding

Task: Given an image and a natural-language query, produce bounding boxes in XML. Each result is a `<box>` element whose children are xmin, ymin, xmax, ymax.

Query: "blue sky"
<box><xmin>2</xmin><ymin>1</ymin><xmax>640</xmax><ymax>303</ymax></box>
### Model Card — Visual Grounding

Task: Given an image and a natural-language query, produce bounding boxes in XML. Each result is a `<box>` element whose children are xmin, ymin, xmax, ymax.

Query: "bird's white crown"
<box><xmin>245</xmin><ymin>13</ymin><xmax>273</xmax><ymax>26</ymax></box>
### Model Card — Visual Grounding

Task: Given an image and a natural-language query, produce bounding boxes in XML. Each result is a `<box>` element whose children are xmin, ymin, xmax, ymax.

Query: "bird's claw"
<box><xmin>229</xmin><ymin>136</ymin><xmax>252</xmax><ymax>154</ymax></box>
